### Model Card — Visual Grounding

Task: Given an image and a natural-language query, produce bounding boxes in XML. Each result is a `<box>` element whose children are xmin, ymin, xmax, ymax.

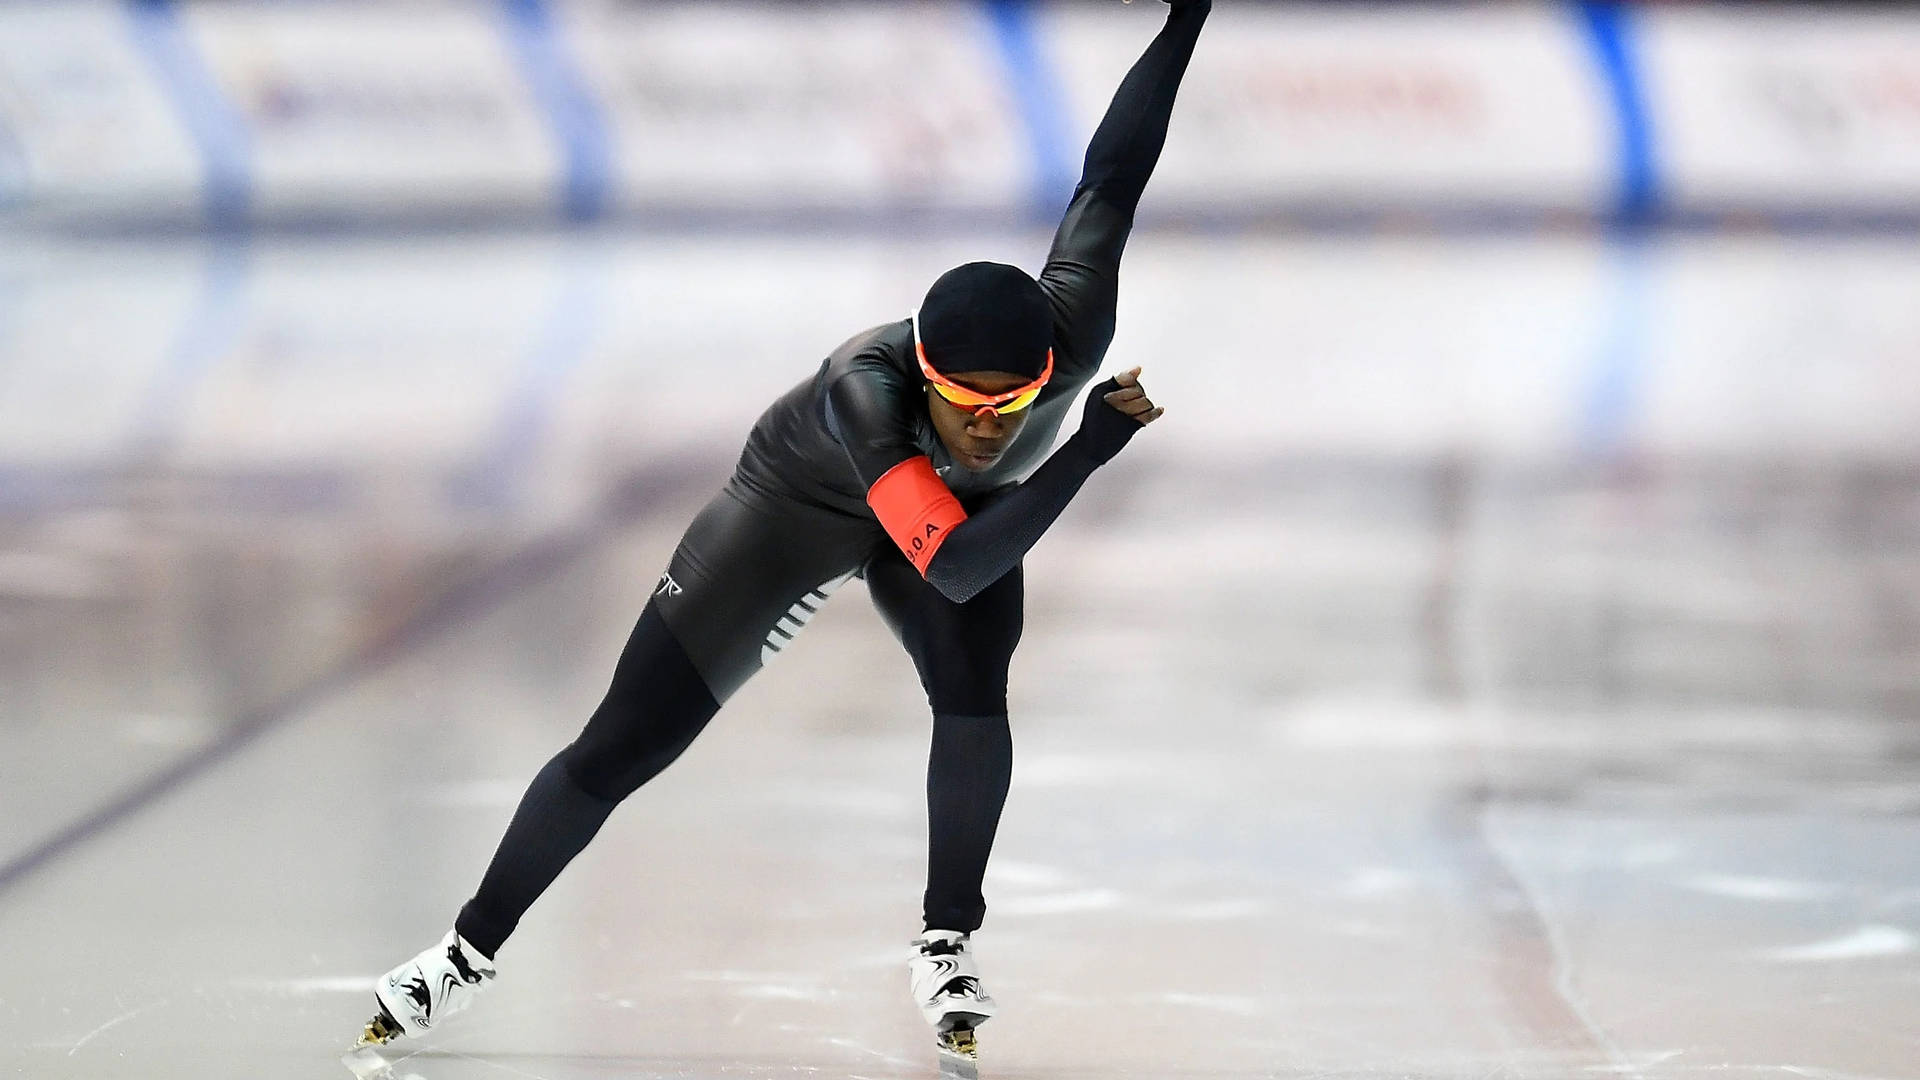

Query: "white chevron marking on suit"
<box><xmin>761</xmin><ymin>570</ymin><xmax>856</xmax><ymax>666</ymax></box>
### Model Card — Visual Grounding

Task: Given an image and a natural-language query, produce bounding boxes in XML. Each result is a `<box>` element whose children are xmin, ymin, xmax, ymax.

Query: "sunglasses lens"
<box><xmin>932</xmin><ymin>383</ymin><xmax>977</xmax><ymax>409</ymax></box>
<box><xmin>997</xmin><ymin>387</ymin><xmax>1042</xmax><ymax>414</ymax></box>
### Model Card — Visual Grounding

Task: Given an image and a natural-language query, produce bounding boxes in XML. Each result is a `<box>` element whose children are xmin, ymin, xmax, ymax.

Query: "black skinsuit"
<box><xmin>452</xmin><ymin>1</ymin><xmax>1210</xmax><ymax>958</ymax></box>
<box><xmin>660</xmin><ymin>0</ymin><xmax>1209</xmax><ymax>700</ymax></box>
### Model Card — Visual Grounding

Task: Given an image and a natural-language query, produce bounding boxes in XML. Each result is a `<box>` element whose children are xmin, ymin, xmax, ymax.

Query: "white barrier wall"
<box><xmin>0</xmin><ymin>1</ymin><xmax>202</xmax><ymax>223</ymax></box>
<box><xmin>1</xmin><ymin>1</ymin><xmax>1919</xmax><ymax>226</ymax></box>
<box><xmin>1641</xmin><ymin>7</ymin><xmax>1920</xmax><ymax>213</ymax></box>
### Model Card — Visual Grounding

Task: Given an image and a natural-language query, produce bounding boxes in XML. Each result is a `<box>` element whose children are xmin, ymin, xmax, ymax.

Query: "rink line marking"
<box><xmin>1483</xmin><ymin>813</ymin><xmax>1639</xmax><ymax>1076</ymax></box>
<box><xmin>68</xmin><ymin>998</ymin><xmax>169</xmax><ymax>1056</ymax></box>
<box><xmin>1779</xmin><ymin>1066</ymin><xmax>1908</xmax><ymax>1080</ymax></box>
<box><xmin>1757</xmin><ymin>925</ymin><xmax>1916</xmax><ymax>963</ymax></box>
<box><xmin>0</xmin><ymin>465</ymin><xmax>708</xmax><ymax>899</ymax></box>
<box><xmin>1451</xmin><ymin>467</ymin><xmax>1638</xmax><ymax>1078</ymax></box>
<box><xmin>1680</xmin><ymin>874</ymin><xmax>1843</xmax><ymax>902</ymax></box>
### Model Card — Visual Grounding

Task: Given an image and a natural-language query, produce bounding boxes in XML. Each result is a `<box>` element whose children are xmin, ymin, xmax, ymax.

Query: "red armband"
<box><xmin>866</xmin><ymin>457</ymin><xmax>968</xmax><ymax>574</ymax></box>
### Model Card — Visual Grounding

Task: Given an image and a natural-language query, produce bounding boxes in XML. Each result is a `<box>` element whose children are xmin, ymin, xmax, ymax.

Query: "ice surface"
<box><xmin>2</xmin><ymin>232</ymin><xmax>1918</xmax><ymax>1080</ymax></box>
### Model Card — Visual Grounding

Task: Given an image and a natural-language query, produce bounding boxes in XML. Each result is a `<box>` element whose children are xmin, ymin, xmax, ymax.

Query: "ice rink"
<box><xmin>3</xmin><ymin>230</ymin><xmax>1919</xmax><ymax>1080</ymax></box>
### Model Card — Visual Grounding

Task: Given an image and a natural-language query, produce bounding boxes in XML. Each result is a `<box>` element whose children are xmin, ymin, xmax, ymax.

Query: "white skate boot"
<box><xmin>908</xmin><ymin>930</ymin><xmax>997</xmax><ymax>1061</ymax></box>
<box><xmin>355</xmin><ymin>930</ymin><xmax>496</xmax><ymax>1048</ymax></box>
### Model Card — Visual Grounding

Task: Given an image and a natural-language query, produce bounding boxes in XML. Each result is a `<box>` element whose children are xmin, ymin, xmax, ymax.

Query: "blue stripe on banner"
<box><xmin>1574</xmin><ymin>1</ymin><xmax>1658</xmax><ymax>223</ymax></box>
<box><xmin>123</xmin><ymin>0</ymin><xmax>251</xmax><ymax>225</ymax></box>
<box><xmin>499</xmin><ymin>0</ymin><xmax>613</xmax><ymax>223</ymax></box>
<box><xmin>985</xmin><ymin>0</ymin><xmax>1079</xmax><ymax>217</ymax></box>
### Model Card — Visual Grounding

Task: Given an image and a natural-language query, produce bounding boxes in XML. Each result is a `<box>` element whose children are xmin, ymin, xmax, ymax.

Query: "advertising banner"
<box><xmin>1041</xmin><ymin>5</ymin><xmax>1613</xmax><ymax>217</ymax></box>
<box><xmin>3</xmin><ymin>2</ymin><xmax>1920</xmax><ymax>227</ymax></box>
<box><xmin>560</xmin><ymin>1</ymin><xmax>1029</xmax><ymax>215</ymax></box>
<box><xmin>1640</xmin><ymin>8</ymin><xmax>1920</xmax><ymax>212</ymax></box>
<box><xmin>178</xmin><ymin>2</ymin><xmax>561</xmax><ymax>221</ymax></box>
<box><xmin>0</xmin><ymin>1</ymin><xmax>201</xmax><ymax>222</ymax></box>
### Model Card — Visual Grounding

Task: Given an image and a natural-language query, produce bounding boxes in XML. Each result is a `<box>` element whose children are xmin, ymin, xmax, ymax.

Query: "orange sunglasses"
<box><xmin>912</xmin><ymin>309</ymin><xmax>1053</xmax><ymax>418</ymax></box>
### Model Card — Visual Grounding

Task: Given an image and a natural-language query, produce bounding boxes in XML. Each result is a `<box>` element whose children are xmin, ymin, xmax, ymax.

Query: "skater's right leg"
<box><xmin>457</xmin><ymin>600</ymin><xmax>721</xmax><ymax>958</ymax></box>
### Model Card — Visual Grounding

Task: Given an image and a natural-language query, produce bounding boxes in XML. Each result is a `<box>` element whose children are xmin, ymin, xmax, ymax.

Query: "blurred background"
<box><xmin>3</xmin><ymin>2</ymin><xmax>1919</xmax><ymax>1079</ymax></box>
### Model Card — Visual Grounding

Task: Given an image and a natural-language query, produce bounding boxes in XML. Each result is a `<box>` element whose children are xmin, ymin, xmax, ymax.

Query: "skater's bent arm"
<box><xmin>1041</xmin><ymin>0</ymin><xmax>1211</xmax><ymax>371</ymax></box>
<box><xmin>860</xmin><ymin>373</ymin><xmax>1163</xmax><ymax>605</ymax></box>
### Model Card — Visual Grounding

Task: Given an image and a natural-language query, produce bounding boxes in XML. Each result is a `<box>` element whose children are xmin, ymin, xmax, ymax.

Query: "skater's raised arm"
<box><xmin>1041</xmin><ymin>0</ymin><xmax>1211</xmax><ymax>376</ymax></box>
<box><xmin>1075</xmin><ymin>0</ymin><xmax>1211</xmax><ymax>223</ymax></box>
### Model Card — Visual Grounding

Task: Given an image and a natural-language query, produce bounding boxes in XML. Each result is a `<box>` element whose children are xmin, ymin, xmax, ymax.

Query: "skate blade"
<box><xmin>938</xmin><ymin>1050</ymin><xmax>980</xmax><ymax>1080</ymax></box>
<box><xmin>937</xmin><ymin>1026</ymin><xmax>980</xmax><ymax>1080</ymax></box>
<box><xmin>341</xmin><ymin>1045</ymin><xmax>394</xmax><ymax>1080</ymax></box>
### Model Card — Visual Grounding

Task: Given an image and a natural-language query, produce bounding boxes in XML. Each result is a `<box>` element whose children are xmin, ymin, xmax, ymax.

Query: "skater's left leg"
<box><xmin>869</xmin><ymin>549</ymin><xmax>1020</xmax><ymax>1053</ymax></box>
<box><xmin>865</xmin><ymin>552</ymin><xmax>1022</xmax><ymax>933</ymax></box>
<box><xmin>923</xmin><ymin>711</ymin><xmax>1013</xmax><ymax>933</ymax></box>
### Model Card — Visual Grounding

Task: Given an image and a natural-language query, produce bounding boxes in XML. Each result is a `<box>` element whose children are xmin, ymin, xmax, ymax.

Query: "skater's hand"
<box><xmin>1074</xmin><ymin>366</ymin><xmax>1164</xmax><ymax>466</ymax></box>
<box><xmin>1102</xmin><ymin>367</ymin><xmax>1164</xmax><ymax>426</ymax></box>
